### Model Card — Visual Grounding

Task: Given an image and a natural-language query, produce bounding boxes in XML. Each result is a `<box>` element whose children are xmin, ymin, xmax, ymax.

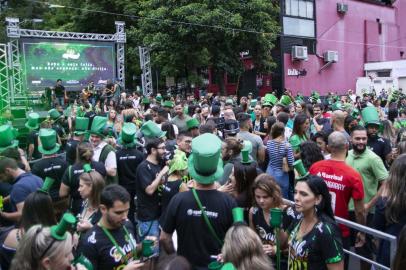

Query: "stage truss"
<box><xmin>3</xmin><ymin>17</ymin><xmax>126</xmax><ymax>114</ymax></box>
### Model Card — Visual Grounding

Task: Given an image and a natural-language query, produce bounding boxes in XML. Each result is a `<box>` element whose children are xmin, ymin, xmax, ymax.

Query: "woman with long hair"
<box><xmin>373</xmin><ymin>154</ymin><xmax>406</xmax><ymax>267</ymax></box>
<box><xmin>10</xmin><ymin>225</ymin><xmax>74</xmax><ymax>270</ymax></box>
<box><xmin>249</xmin><ymin>174</ymin><xmax>287</xmax><ymax>268</ymax></box>
<box><xmin>381</xmin><ymin>119</ymin><xmax>396</xmax><ymax>147</ymax></box>
<box><xmin>59</xmin><ymin>142</ymin><xmax>107</xmax><ymax>215</ymax></box>
<box><xmin>300</xmin><ymin>141</ymin><xmax>325</xmax><ymax>170</ymax></box>
<box><xmin>266</xmin><ymin>122</ymin><xmax>294</xmax><ymax>198</ymax></box>
<box><xmin>0</xmin><ymin>191</ymin><xmax>57</xmax><ymax>270</ymax></box>
<box><xmin>285</xmin><ymin>176</ymin><xmax>344</xmax><ymax>270</ymax></box>
<box><xmin>289</xmin><ymin>113</ymin><xmax>310</xmax><ymax>146</ymax></box>
<box><xmin>392</xmin><ymin>225</ymin><xmax>406</xmax><ymax>270</ymax></box>
<box><xmin>76</xmin><ymin>171</ymin><xmax>105</xmax><ymax>234</ymax></box>
<box><xmin>252</xmin><ymin>104</ymin><xmax>267</xmax><ymax>139</ymax></box>
<box><xmin>222</xmin><ymin>225</ymin><xmax>273</xmax><ymax>270</ymax></box>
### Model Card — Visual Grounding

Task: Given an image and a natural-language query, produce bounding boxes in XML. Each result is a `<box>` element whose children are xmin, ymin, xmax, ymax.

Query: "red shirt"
<box><xmin>309</xmin><ymin>159</ymin><xmax>364</xmax><ymax>237</ymax></box>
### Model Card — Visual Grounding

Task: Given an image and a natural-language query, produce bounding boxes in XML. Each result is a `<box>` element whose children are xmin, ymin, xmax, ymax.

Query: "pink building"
<box><xmin>281</xmin><ymin>0</ymin><xmax>406</xmax><ymax>95</ymax></box>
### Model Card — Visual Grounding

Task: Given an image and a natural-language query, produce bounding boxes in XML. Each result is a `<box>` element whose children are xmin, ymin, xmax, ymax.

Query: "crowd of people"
<box><xmin>0</xmin><ymin>82</ymin><xmax>406</xmax><ymax>270</ymax></box>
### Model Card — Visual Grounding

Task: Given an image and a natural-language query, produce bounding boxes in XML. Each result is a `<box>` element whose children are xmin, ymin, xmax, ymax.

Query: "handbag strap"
<box><xmin>191</xmin><ymin>188</ymin><xmax>223</xmax><ymax>246</ymax></box>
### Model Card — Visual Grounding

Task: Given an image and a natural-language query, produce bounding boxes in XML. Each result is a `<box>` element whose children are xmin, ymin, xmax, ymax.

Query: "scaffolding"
<box><xmin>139</xmin><ymin>46</ymin><xmax>153</xmax><ymax>96</ymax></box>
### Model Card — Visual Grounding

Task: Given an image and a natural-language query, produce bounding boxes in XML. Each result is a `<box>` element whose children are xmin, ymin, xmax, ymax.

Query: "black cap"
<box><xmin>224</xmin><ymin>119</ymin><xmax>240</xmax><ymax>135</ymax></box>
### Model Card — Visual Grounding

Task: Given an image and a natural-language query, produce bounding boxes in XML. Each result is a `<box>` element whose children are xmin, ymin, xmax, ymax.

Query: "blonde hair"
<box><xmin>79</xmin><ymin>171</ymin><xmax>105</xmax><ymax>207</ymax></box>
<box><xmin>10</xmin><ymin>225</ymin><xmax>72</xmax><ymax>270</ymax></box>
<box><xmin>222</xmin><ymin>225</ymin><xmax>273</xmax><ymax>270</ymax></box>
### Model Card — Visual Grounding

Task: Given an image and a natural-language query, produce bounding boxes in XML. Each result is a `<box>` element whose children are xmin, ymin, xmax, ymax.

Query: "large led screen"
<box><xmin>21</xmin><ymin>39</ymin><xmax>116</xmax><ymax>91</ymax></box>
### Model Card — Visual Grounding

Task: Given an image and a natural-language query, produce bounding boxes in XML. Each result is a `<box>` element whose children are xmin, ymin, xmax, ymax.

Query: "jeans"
<box><xmin>266</xmin><ymin>166</ymin><xmax>289</xmax><ymax>199</ymax></box>
<box><xmin>137</xmin><ymin>220</ymin><xmax>160</xmax><ymax>255</ymax></box>
<box><xmin>56</xmin><ymin>96</ymin><xmax>64</xmax><ymax>107</ymax></box>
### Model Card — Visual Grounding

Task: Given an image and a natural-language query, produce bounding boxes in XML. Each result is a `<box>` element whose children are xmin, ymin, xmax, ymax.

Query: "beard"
<box><xmin>353</xmin><ymin>143</ymin><xmax>366</xmax><ymax>154</ymax></box>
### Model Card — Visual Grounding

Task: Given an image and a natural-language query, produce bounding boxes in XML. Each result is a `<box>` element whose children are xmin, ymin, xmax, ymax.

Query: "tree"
<box><xmin>130</xmin><ymin>0</ymin><xmax>280</xmax><ymax>94</ymax></box>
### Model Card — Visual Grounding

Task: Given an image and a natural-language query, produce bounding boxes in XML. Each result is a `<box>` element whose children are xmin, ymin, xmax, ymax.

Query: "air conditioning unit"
<box><xmin>292</xmin><ymin>46</ymin><xmax>308</xmax><ymax>61</ymax></box>
<box><xmin>324</xmin><ymin>51</ymin><xmax>339</xmax><ymax>63</ymax></box>
<box><xmin>337</xmin><ymin>3</ymin><xmax>348</xmax><ymax>13</ymax></box>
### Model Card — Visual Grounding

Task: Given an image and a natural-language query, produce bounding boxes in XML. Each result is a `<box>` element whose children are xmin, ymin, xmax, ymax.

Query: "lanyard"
<box><xmin>100</xmin><ymin>224</ymin><xmax>137</xmax><ymax>264</ymax></box>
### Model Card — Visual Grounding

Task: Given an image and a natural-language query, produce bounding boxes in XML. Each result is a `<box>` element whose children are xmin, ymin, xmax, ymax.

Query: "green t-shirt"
<box><xmin>346</xmin><ymin>148</ymin><xmax>388</xmax><ymax>211</ymax></box>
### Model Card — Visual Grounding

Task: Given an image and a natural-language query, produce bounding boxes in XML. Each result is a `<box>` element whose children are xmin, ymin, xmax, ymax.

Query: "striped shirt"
<box><xmin>266</xmin><ymin>140</ymin><xmax>294</xmax><ymax>170</ymax></box>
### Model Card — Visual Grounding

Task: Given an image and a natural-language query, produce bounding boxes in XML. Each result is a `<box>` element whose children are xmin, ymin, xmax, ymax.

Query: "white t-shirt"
<box><xmin>93</xmin><ymin>141</ymin><xmax>117</xmax><ymax>169</ymax></box>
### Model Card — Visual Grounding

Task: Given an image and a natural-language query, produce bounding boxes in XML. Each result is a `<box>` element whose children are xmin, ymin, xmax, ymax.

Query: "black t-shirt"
<box><xmin>61</xmin><ymin>161</ymin><xmax>106</xmax><ymax>215</ymax></box>
<box><xmin>159</xmin><ymin>179</ymin><xmax>182</xmax><ymax>225</ymax></box>
<box><xmin>162</xmin><ymin>189</ymin><xmax>237</xmax><ymax>268</ymax></box>
<box><xmin>52</xmin><ymin>123</ymin><xmax>65</xmax><ymax>141</ymax></box>
<box><xmin>287</xmin><ymin>219</ymin><xmax>343</xmax><ymax>270</ymax></box>
<box><xmin>31</xmin><ymin>157</ymin><xmax>68</xmax><ymax>200</ymax></box>
<box><xmin>116</xmin><ymin>147</ymin><xmax>144</xmax><ymax>189</ymax></box>
<box><xmin>28</xmin><ymin>130</ymin><xmax>41</xmax><ymax>160</ymax></box>
<box><xmin>367</xmin><ymin>136</ymin><xmax>392</xmax><ymax>168</ymax></box>
<box><xmin>135</xmin><ymin>160</ymin><xmax>162</xmax><ymax>221</ymax></box>
<box><xmin>54</xmin><ymin>84</ymin><xmax>65</xmax><ymax>97</ymax></box>
<box><xmin>78</xmin><ymin>221</ymin><xmax>138</xmax><ymax>270</ymax></box>
<box><xmin>65</xmin><ymin>139</ymin><xmax>80</xmax><ymax>165</ymax></box>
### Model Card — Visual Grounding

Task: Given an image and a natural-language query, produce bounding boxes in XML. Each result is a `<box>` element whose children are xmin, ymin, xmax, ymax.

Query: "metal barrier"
<box><xmin>284</xmin><ymin>199</ymin><xmax>397</xmax><ymax>270</ymax></box>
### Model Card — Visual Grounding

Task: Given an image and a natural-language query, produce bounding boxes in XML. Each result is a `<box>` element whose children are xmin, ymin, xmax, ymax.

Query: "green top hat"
<box><xmin>221</xmin><ymin>263</ymin><xmax>237</xmax><ymax>270</ymax></box>
<box><xmin>39</xmin><ymin>177</ymin><xmax>55</xmax><ymax>193</ymax></box>
<box><xmin>74</xmin><ymin>117</ymin><xmax>89</xmax><ymax>136</ymax></box>
<box><xmin>169</xmin><ymin>149</ymin><xmax>188</xmax><ymax>175</ymax></box>
<box><xmin>141</xmin><ymin>97</ymin><xmax>150</xmax><ymax>104</ymax></box>
<box><xmin>187</xmin><ymin>118</ymin><xmax>199</xmax><ymax>130</ymax></box>
<box><xmin>264</xmin><ymin>93</ymin><xmax>278</xmax><ymax>106</ymax></box>
<box><xmin>89</xmin><ymin>116</ymin><xmax>108</xmax><ymax>137</ymax></box>
<box><xmin>50</xmin><ymin>212</ymin><xmax>76</xmax><ymax>241</ymax></box>
<box><xmin>241</xmin><ymin>149</ymin><xmax>253</xmax><ymax>164</ymax></box>
<box><xmin>163</xmin><ymin>100</ymin><xmax>174</xmax><ymax>108</ymax></box>
<box><xmin>278</xmin><ymin>95</ymin><xmax>292</xmax><ymax>107</ymax></box>
<box><xmin>232</xmin><ymin>207</ymin><xmax>245</xmax><ymax>224</ymax></box>
<box><xmin>38</xmin><ymin>128</ymin><xmax>60</xmax><ymax>155</ymax></box>
<box><xmin>48</xmin><ymin>109</ymin><xmax>61</xmax><ymax>121</ymax></box>
<box><xmin>118</xmin><ymin>123</ymin><xmax>138</xmax><ymax>147</ymax></box>
<box><xmin>361</xmin><ymin>106</ymin><xmax>381</xmax><ymax>127</ymax></box>
<box><xmin>141</xmin><ymin>120</ymin><xmax>166</xmax><ymax>139</ymax></box>
<box><xmin>73</xmin><ymin>255</ymin><xmax>94</xmax><ymax>270</ymax></box>
<box><xmin>0</xmin><ymin>125</ymin><xmax>19</xmax><ymax>152</ymax></box>
<box><xmin>293</xmin><ymin>159</ymin><xmax>309</xmax><ymax>179</ymax></box>
<box><xmin>25</xmin><ymin>112</ymin><xmax>40</xmax><ymax>130</ymax></box>
<box><xmin>270</xmin><ymin>208</ymin><xmax>283</xmax><ymax>228</ymax></box>
<box><xmin>155</xmin><ymin>95</ymin><xmax>162</xmax><ymax>102</ymax></box>
<box><xmin>188</xmin><ymin>133</ymin><xmax>223</xmax><ymax>184</ymax></box>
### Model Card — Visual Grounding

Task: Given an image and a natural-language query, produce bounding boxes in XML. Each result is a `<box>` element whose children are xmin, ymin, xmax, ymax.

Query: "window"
<box><xmin>283</xmin><ymin>17</ymin><xmax>315</xmax><ymax>37</ymax></box>
<box><xmin>285</xmin><ymin>0</ymin><xmax>314</xmax><ymax>19</ymax></box>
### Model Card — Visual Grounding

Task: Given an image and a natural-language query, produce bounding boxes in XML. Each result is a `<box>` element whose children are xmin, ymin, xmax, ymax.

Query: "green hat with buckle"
<box><xmin>293</xmin><ymin>159</ymin><xmax>309</xmax><ymax>180</ymax></box>
<box><xmin>25</xmin><ymin>112</ymin><xmax>40</xmax><ymax>130</ymax></box>
<box><xmin>89</xmin><ymin>116</ymin><xmax>108</xmax><ymax>137</ymax></box>
<box><xmin>188</xmin><ymin>133</ymin><xmax>223</xmax><ymax>184</ymax></box>
<box><xmin>38</xmin><ymin>176</ymin><xmax>55</xmax><ymax>194</ymax></box>
<box><xmin>187</xmin><ymin>118</ymin><xmax>199</xmax><ymax>130</ymax></box>
<box><xmin>264</xmin><ymin>93</ymin><xmax>278</xmax><ymax>106</ymax></box>
<box><xmin>361</xmin><ymin>107</ymin><xmax>381</xmax><ymax>127</ymax></box>
<box><xmin>0</xmin><ymin>125</ymin><xmax>19</xmax><ymax>152</ymax></box>
<box><xmin>163</xmin><ymin>100</ymin><xmax>174</xmax><ymax>108</ymax></box>
<box><xmin>141</xmin><ymin>120</ymin><xmax>166</xmax><ymax>139</ymax></box>
<box><xmin>74</xmin><ymin>117</ymin><xmax>89</xmax><ymax>136</ymax></box>
<box><xmin>48</xmin><ymin>109</ymin><xmax>62</xmax><ymax>121</ymax></box>
<box><xmin>168</xmin><ymin>149</ymin><xmax>188</xmax><ymax>175</ymax></box>
<box><xmin>278</xmin><ymin>95</ymin><xmax>292</xmax><ymax>107</ymax></box>
<box><xmin>38</xmin><ymin>128</ymin><xmax>60</xmax><ymax>155</ymax></box>
<box><xmin>118</xmin><ymin>123</ymin><xmax>138</xmax><ymax>147</ymax></box>
<box><xmin>50</xmin><ymin>212</ymin><xmax>76</xmax><ymax>241</ymax></box>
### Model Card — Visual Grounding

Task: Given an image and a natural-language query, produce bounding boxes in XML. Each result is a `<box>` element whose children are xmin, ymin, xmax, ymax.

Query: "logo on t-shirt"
<box><xmin>186</xmin><ymin>209</ymin><xmax>218</xmax><ymax>218</ymax></box>
<box><xmin>88</xmin><ymin>231</ymin><xmax>96</xmax><ymax>244</ymax></box>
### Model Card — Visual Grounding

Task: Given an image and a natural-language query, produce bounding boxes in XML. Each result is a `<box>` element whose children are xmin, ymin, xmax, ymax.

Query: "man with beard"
<box><xmin>346</xmin><ymin>125</ymin><xmax>388</xmax><ymax>270</ymax></box>
<box><xmin>135</xmin><ymin>138</ymin><xmax>168</xmax><ymax>246</ymax></box>
<box><xmin>78</xmin><ymin>185</ymin><xmax>144</xmax><ymax>270</ymax></box>
<box><xmin>361</xmin><ymin>108</ymin><xmax>392</xmax><ymax>168</ymax></box>
<box><xmin>171</xmin><ymin>103</ymin><xmax>191</xmax><ymax>133</ymax></box>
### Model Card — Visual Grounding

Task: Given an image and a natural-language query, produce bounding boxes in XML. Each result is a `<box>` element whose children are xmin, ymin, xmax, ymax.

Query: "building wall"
<box><xmin>284</xmin><ymin>0</ymin><xmax>405</xmax><ymax>96</ymax></box>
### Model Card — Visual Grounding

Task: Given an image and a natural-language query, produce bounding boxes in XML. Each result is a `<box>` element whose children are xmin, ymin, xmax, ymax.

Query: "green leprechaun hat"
<box><xmin>118</xmin><ymin>123</ymin><xmax>138</xmax><ymax>147</ymax></box>
<box><xmin>155</xmin><ymin>95</ymin><xmax>162</xmax><ymax>102</ymax></box>
<box><xmin>50</xmin><ymin>212</ymin><xmax>76</xmax><ymax>241</ymax></box>
<box><xmin>89</xmin><ymin>116</ymin><xmax>108</xmax><ymax>137</ymax></box>
<box><xmin>0</xmin><ymin>125</ymin><xmax>19</xmax><ymax>152</ymax></box>
<box><xmin>264</xmin><ymin>93</ymin><xmax>278</xmax><ymax>106</ymax></box>
<box><xmin>361</xmin><ymin>106</ymin><xmax>381</xmax><ymax>127</ymax></box>
<box><xmin>278</xmin><ymin>95</ymin><xmax>292</xmax><ymax>107</ymax></box>
<box><xmin>241</xmin><ymin>149</ymin><xmax>253</xmax><ymax>164</ymax></box>
<box><xmin>74</xmin><ymin>117</ymin><xmax>89</xmax><ymax>136</ymax></box>
<box><xmin>25</xmin><ymin>112</ymin><xmax>40</xmax><ymax>130</ymax></box>
<box><xmin>38</xmin><ymin>177</ymin><xmax>55</xmax><ymax>194</ymax></box>
<box><xmin>140</xmin><ymin>120</ymin><xmax>166</xmax><ymax>139</ymax></box>
<box><xmin>163</xmin><ymin>100</ymin><xmax>174</xmax><ymax>108</ymax></box>
<box><xmin>187</xmin><ymin>118</ymin><xmax>199</xmax><ymax>130</ymax></box>
<box><xmin>188</xmin><ymin>133</ymin><xmax>223</xmax><ymax>184</ymax></box>
<box><xmin>48</xmin><ymin>109</ymin><xmax>62</xmax><ymax>121</ymax></box>
<box><xmin>232</xmin><ymin>207</ymin><xmax>245</xmax><ymax>224</ymax></box>
<box><xmin>293</xmin><ymin>159</ymin><xmax>309</xmax><ymax>179</ymax></box>
<box><xmin>38</xmin><ymin>129</ymin><xmax>60</xmax><ymax>155</ymax></box>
